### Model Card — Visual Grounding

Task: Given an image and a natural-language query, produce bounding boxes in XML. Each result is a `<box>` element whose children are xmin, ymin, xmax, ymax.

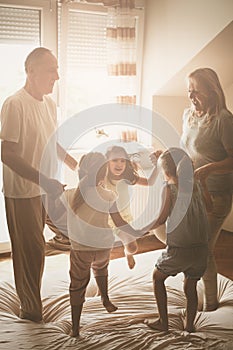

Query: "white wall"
<box><xmin>141</xmin><ymin>0</ymin><xmax>233</xmax><ymax>109</ymax></box>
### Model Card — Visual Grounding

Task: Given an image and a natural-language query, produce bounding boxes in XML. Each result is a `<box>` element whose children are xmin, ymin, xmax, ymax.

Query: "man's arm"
<box><xmin>57</xmin><ymin>143</ymin><xmax>78</xmax><ymax>171</ymax></box>
<box><xmin>1</xmin><ymin>140</ymin><xmax>64</xmax><ymax>197</ymax></box>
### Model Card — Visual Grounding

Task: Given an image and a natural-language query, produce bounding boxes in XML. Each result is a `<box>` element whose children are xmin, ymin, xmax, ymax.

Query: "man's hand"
<box><xmin>40</xmin><ymin>175</ymin><xmax>66</xmax><ymax>198</ymax></box>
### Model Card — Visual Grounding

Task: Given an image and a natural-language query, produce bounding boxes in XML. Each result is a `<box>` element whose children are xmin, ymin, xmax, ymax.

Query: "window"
<box><xmin>58</xmin><ymin>1</ymin><xmax>144</xmax><ymax>149</ymax></box>
<box><xmin>0</xmin><ymin>5</ymin><xmax>40</xmax><ymax>108</ymax></box>
<box><xmin>0</xmin><ymin>0</ymin><xmax>58</xmax><ymax>109</ymax></box>
<box><xmin>58</xmin><ymin>5</ymin><xmax>110</xmax><ymax>119</ymax></box>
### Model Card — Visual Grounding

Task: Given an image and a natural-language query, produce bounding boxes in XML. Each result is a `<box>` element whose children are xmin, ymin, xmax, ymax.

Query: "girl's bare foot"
<box><xmin>144</xmin><ymin>318</ymin><xmax>168</xmax><ymax>331</ymax></box>
<box><xmin>126</xmin><ymin>254</ymin><xmax>136</xmax><ymax>269</ymax></box>
<box><xmin>69</xmin><ymin>329</ymin><xmax>79</xmax><ymax>338</ymax></box>
<box><xmin>184</xmin><ymin>326</ymin><xmax>196</xmax><ymax>333</ymax></box>
<box><xmin>102</xmin><ymin>299</ymin><xmax>118</xmax><ymax>313</ymax></box>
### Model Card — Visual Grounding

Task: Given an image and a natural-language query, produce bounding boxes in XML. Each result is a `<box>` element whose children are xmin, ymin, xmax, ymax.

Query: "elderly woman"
<box><xmin>181</xmin><ymin>68</ymin><xmax>233</xmax><ymax>311</ymax></box>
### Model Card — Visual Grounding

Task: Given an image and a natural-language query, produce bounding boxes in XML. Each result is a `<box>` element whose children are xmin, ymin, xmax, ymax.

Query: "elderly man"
<box><xmin>0</xmin><ymin>47</ymin><xmax>77</xmax><ymax>322</ymax></box>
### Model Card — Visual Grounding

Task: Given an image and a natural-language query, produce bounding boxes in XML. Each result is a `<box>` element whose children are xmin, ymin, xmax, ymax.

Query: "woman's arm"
<box><xmin>195</xmin><ymin>149</ymin><xmax>233</xmax><ymax>181</ymax></box>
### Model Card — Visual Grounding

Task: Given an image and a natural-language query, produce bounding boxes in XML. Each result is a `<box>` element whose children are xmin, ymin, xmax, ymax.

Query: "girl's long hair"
<box><xmin>187</xmin><ymin>67</ymin><xmax>227</xmax><ymax>124</ymax></box>
<box><xmin>105</xmin><ymin>145</ymin><xmax>139</xmax><ymax>185</ymax></box>
<box><xmin>71</xmin><ymin>152</ymin><xmax>107</xmax><ymax>213</ymax></box>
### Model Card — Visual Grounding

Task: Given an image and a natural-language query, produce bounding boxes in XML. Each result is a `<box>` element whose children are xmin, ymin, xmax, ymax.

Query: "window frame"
<box><xmin>0</xmin><ymin>0</ymin><xmax>58</xmax><ymax>101</ymax></box>
<box><xmin>0</xmin><ymin>0</ymin><xmax>57</xmax><ymax>51</ymax></box>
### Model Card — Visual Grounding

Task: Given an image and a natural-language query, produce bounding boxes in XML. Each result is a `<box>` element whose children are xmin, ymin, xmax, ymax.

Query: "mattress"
<box><xmin>0</xmin><ymin>249</ymin><xmax>233</xmax><ymax>349</ymax></box>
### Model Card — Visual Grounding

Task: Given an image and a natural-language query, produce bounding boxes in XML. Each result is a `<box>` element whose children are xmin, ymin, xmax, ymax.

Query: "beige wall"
<box><xmin>152</xmin><ymin>95</ymin><xmax>188</xmax><ymax>137</ymax></box>
<box><xmin>141</xmin><ymin>0</ymin><xmax>233</xmax><ymax>109</ymax></box>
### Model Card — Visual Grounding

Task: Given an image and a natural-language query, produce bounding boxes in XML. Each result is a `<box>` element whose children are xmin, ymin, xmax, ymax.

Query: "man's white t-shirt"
<box><xmin>0</xmin><ymin>88</ymin><xmax>58</xmax><ymax>198</ymax></box>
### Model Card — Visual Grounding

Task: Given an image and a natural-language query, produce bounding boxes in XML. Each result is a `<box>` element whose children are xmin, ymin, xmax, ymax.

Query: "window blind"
<box><xmin>0</xmin><ymin>6</ymin><xmax>40</xmax><ymax>44</ymax></box>
<box><xmin>61</xmin><ymin>9</ymin><xmax>108</xmax><ymax>68</ymax></box>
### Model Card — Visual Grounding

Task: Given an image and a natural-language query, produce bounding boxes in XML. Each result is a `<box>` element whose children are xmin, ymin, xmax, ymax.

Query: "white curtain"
<box><xmin>106</xmin><ymin>1</ymin><xmax>136</xmax><ymax>105</ymax></box>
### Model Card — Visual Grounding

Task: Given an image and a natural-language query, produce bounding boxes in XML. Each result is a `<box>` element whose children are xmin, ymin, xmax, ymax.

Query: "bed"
<box><xmin>0</xmin><ymin>248</ymin><xmax>233</xmax><ymax>350</ymax></box>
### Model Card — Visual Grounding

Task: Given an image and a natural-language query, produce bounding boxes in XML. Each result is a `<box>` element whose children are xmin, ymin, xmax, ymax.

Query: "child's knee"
<box><xmin>124</xmin><ymin>241</ymin><xmax>138</xmax><ymax>254</ymax></box>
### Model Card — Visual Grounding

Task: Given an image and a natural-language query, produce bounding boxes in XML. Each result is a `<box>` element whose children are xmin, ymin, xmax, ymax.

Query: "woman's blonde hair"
<box><xmin>71</xmin><ymin>152</ymin><xmax>107</xmax><ymax>213</ymax></box>
<box><xmin>187</xmin><ymin>67</ymin><xmax>227</xmax><ymax>123</ymax></box>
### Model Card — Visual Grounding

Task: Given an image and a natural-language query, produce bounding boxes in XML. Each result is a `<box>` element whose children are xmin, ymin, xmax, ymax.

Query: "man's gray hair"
<box><xmin>24</xmin><ymin>47</ymin><xmax>52</xmax><ymax>72</ymax></box>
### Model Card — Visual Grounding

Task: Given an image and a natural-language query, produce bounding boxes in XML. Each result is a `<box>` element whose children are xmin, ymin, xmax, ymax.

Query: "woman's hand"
<box><xmin>194</xmin><ymin>164</ymin><xmax>211</xmax><ymax>181</ymax></box>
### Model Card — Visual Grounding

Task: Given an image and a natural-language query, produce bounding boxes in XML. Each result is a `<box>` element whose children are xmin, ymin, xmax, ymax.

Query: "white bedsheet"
<box><xmin>0</xmin><ymin>250</ymin><xmax>233</xmax><ymax>349</ymax></box>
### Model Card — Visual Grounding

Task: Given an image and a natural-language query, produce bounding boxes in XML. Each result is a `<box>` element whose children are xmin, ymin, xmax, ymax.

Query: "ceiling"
<box><xmin>156</xmin><ymin>20</ymin><xmax>233</xmax><ymax>97</ymax></box>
